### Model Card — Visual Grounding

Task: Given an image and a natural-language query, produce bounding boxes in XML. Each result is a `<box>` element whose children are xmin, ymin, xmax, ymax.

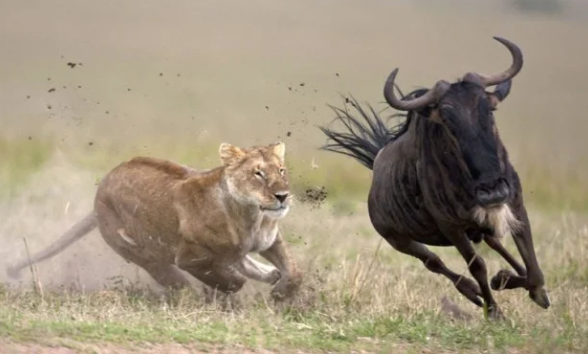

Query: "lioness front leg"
<box><xmin>238</xmin><ymin>255</ymin><xmax>281</xmax><ymax>285</ymax></box>
<box><xmin>259</xmin><ymin>231</ymin><xmax>302</xmax><ymax>301</ymax></box>
<box><xmin>175</xmin><ymin>240</ymin><xmax>247</xmax><ymax>295</ymax></box>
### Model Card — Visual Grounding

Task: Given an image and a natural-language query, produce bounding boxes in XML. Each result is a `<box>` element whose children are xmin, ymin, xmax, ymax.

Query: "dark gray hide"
<box><xmin>319</xmin><ymin>37</ymin><xmax>550</xmax><ymax>320</ymax></box>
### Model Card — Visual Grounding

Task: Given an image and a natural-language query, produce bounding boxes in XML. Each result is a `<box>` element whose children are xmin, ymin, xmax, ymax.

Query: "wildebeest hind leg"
<box><xmin>388</xmin><ymin>239</ymin><xmax>484</xmax><ymax>308</ymax></box>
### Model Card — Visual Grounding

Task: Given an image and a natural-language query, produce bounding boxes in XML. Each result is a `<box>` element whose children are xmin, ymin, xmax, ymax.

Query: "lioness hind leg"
<box><xmin>182</xmin><ymin>263</ymin><xmax>247</xmax><ymax>295</ymax></box>
<box><xmin>106</xmin><ymin>236</ymin><xmax>191</xmax><ymax>290</ymax></box>
<box><xmin>95</xmin><ymin>206</ymin><xmax>190</xmax><ymax>290</ymax></box>
<box><xmin>184</xmin><ymin>264</ymin><xmax>247</xmax><ymax>309</ymax></box>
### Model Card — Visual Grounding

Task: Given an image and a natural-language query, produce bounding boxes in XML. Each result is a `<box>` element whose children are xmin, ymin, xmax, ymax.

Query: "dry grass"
<box><xmin>0</xmin><ymin>151</ymin><xmax>587</xmax><ymax>353</ymax></box>
<box><xmin>1</xmin><ymin>0</ymin><xmax>588</xmax><ymax>352</ymax></box>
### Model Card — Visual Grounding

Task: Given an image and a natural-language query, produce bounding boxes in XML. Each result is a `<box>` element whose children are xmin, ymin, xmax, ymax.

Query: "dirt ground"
<box><xmin>0</xmin><ymin>341</ymin><xmax>533</xmax><ymax>354</ymax></box>
<box><xmin>0</xmin><ymin>342</ymin><xmax>282</xmax><ymax>354</ymax></box>
<box><xmin>0</xmin><ymin>341</ymin><xmax>365</xmax><ymax>354</ymax></box>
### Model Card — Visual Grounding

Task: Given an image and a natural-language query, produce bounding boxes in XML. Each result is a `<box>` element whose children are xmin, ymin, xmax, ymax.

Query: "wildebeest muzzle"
<box><xmin>475</xmin><ymin>177</ymin><xmax>510</xmax><ymax>207</ymax></box>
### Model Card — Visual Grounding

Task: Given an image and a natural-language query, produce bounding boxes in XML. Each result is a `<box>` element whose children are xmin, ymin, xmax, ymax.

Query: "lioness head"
<box><xmin>219</xmin><ymin>141</ymin><xmax>291</xmax><ymax>219</ymax></box>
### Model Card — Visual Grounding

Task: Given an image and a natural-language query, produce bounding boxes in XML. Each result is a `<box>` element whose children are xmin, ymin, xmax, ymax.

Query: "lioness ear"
<box><xmin>272</xmin><ymin>142</ymin><xmax>286</xmax><ymax>161</ymax></box>
<box><xmin>219</xmin><ymin>143</ymin><xmax>245</xmax><ymax>165</ymax></box>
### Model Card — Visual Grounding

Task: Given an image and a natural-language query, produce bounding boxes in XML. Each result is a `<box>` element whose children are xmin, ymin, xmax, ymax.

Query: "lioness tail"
<box><xmin>6</xmin><ymin>211</ymin><xmax>97</xmax><ymax>279</ymax></box>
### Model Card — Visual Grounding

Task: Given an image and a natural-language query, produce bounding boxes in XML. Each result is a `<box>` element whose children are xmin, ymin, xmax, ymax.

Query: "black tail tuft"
<box><xmin>318</xmin><ymin>95</ymin><xmax>408</xmax><ymax>170</ymax></box>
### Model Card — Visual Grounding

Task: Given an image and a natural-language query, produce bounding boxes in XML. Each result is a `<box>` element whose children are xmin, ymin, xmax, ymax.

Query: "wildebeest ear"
<box><xmin>219</xmin><ymin>143</ymin><xmax>246</xmax><ymax>165</ymax></box>
<box><xmin>417</xmin><ymin>106</ymin><xmax>434</xmax><ymax>119</ymax></box>
<box><xmin>271</xmin><ymin>141</ymin><xmax>286</xmax><ymax>161</ymax></box>
<box><xmin>407</xmin><ymin>88</ymin><xmax>435</xmax><ymax>118</ymax></box>
<box><xmin>488</xmin><ymin>79</ymin><xmax>512</xmax><ymax>108</ymax></box>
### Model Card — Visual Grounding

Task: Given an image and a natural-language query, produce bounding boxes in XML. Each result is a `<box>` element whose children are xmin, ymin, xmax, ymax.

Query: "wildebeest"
<box><xmin>319</xmin><ymin>37</ymin><xmax>550</xmax><ymax>319</ymax></box>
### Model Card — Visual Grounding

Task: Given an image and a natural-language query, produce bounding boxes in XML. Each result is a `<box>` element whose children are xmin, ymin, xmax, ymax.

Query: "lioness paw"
<box><xmin>271</xmin><ymin>274</ymin><xmax>302</xmax><ymax>301</ymax></box>
<box><xmin>268</xmin><ymin>269</ymin><xmax>282</xmax><ymax>285</ymax></box>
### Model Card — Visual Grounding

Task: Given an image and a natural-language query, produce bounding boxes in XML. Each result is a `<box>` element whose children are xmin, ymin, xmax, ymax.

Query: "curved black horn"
<box><xmin>471</xmin><ymin>37</ymin><xmax>524</xmax><ymax>87</ymax></box>
<box><xmin>383</xmin><ymin>68</ymin><xmax>450</xmax><ymax>111</ymax></box>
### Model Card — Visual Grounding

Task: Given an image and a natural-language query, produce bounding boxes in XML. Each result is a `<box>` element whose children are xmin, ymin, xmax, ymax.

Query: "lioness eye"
<box><xmin>279</xmin><ymin>168</ymin><xmax>285</xmax><ymax>175</ymax></box>
<box><xmin>255</xmin><ymin>170</ymin><xmax>265</xmax><ymax>178</ymax></box>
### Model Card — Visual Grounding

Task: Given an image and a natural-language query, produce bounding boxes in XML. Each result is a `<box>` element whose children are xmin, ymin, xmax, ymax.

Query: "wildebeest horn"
<box><xmin>383</xmin><ymin>68</ymin><xmax>450</xmax><ymax>111</ymax></box>
<box><xmin>465</xmin><ymin>37</ymin><xmax>524</xmax><ymax>87</ymax></box>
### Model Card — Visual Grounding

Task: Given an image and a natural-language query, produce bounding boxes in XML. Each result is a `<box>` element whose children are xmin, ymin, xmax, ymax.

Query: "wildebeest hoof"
<box><xmin>491</xmin><ymin>269</ymin><xmax>516</xmax><ymax>290</ymax></box>
<box><xmin>454</xmin><ymin>277</ymin><xmax>483</xmax><ymax>307</ymax></box>
<box><xmin>529</xmin><ymin>288</ymin><xmax>551</xmax><ymax>309</ymax></box>
<box><xmin>487</xmin><ymin>305</ymin><xmax>506</xmax><ymax>321</ymax></box>
<box><xmin>491</xmin><ymin>269</ymin><xmax>528</xmax><ymax>291</ymax></box>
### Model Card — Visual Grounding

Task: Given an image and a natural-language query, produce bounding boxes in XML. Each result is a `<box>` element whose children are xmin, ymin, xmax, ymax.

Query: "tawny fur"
<box><xmin>6</xmin><ymin>141</ymin><xmax>302</xmax><ymax>301</ymax></box>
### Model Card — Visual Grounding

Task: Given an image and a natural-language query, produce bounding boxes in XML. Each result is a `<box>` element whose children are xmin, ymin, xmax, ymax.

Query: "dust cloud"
<box><xmin>0</xmin><ymin>152</ymin><xmax>161</xmax><ymax>291</ymax></box>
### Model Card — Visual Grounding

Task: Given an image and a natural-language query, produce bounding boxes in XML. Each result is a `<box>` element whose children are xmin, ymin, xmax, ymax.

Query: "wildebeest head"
<box><xmin>383</xmin><ymin>37</ymin><xmax>522</xmax><ymax>208</ymax></box>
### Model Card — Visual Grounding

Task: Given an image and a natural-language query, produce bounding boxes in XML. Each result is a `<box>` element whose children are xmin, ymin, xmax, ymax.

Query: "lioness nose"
<box><xmin>274</xmin><ymin>192</ymin><xmax>289</xmax><ymax>203</ymax></box>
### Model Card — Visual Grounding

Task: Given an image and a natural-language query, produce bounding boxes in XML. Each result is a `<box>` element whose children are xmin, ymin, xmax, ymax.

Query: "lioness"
<box><xmin>7</xmin><ymin>141</ymin><xmax>302</xmax><ymax>301</ymax></box>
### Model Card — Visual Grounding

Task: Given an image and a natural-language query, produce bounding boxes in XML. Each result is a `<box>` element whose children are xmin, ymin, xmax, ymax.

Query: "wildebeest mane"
<box><xmin>318</xmin><ymin>88</ymin><xmax>426</xmax><ymax>170</ymax></box>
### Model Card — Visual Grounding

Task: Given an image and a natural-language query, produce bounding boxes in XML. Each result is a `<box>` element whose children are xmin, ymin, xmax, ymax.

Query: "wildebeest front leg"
<box><xmin>483</xmin><ymin>235</ymin><xmax>527</xmax><ymax>277</ymax></box>
<box><xmin>467</xmin><ymin>228</ymin><xmax>526</xmax><ymax>290</ymax></box>
<box><xmin>507</xmin><ymin>202</ymin><xmax>550</xmax><ymax>309</ymax></box>
<box><xmin>388</xmin><ymin>238</ymin><xmax>484</xmax><ymax>308</ymax></box>
<box><xmin>490</xmin><ymin>268</ymin><xmax>527</xmax><ymax>291</ymax></box>
<box><xmin>441</xmin><ymin>228</ymin><xmax>503</xmax><ymax>319</ymax></box>
<box><xmin>480</xmin><ymin>234</ymin><xmax>542</xmax><ymax>294</ymax></box>
<box><xmin>483</xmin><ymin>235</ymin><xmax>529</xmax><ymax>291</ymax></box>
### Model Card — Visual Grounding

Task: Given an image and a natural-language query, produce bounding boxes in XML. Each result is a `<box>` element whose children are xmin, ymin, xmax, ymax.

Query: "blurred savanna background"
<box><xmin>1</xmin><ymin>0</ymin><xmax>588</xmax><ymax>353</ymax></box>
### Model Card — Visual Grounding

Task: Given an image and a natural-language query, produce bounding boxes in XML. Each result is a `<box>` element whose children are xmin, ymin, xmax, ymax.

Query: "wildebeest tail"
<box><xmin>318</xmin><ymin>95</ymin><xmax>407</xmax><ymax>170</ymax></box>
